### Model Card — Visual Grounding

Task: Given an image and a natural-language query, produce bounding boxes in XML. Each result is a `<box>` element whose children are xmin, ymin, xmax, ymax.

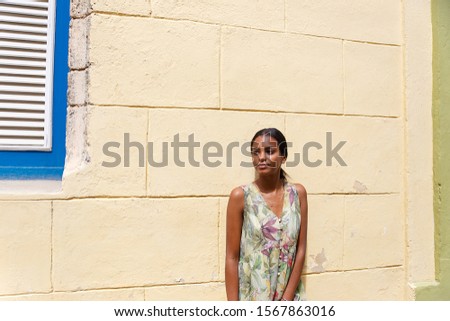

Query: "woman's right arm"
<box><xmin>225</xmin><ymin>187</ymin><xmax>245</xmax><ymax>301</ymax></box>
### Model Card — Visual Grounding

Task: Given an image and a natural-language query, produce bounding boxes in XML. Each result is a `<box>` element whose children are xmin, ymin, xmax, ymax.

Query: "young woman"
<box><xmin>225</xmin><ymin>128</ymin><xmax>308</xmax><ymax>301</ymax></box>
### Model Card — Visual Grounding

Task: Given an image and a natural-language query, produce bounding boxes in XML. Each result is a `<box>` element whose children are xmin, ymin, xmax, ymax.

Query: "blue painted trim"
<box><xmin>0</xmin><ymin>167</ymin><xmax>64</xmax><ymax>180</ymax></box>
<box><xmin>0</xmin><ymin>0</ymin><xmax>69</xmax><ymax>180</ymax></box>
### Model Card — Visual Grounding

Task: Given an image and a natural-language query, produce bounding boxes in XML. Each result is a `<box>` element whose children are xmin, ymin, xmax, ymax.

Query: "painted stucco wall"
<box><xmin>416</xmin><ymin>0</ymin><xmax>450</xmax><ymax>300</ymax></box>
<box><xmin>0</xmin><ymin>0</ymin><xmax>434</xmax><ymax>300</ymax></box>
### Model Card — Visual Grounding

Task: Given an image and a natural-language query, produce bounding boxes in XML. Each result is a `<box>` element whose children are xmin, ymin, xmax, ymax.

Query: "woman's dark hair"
<box><xmin>251</xmin><ymin>128</ymin><xmax>289</xmax><ymax>181</ymax></box>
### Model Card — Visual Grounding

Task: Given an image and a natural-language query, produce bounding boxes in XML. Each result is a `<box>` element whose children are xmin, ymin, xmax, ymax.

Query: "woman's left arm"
<box><xmin>281</xmin><ymin>183</ymin><xmax>308</xmax><ymax>300</ymax></box>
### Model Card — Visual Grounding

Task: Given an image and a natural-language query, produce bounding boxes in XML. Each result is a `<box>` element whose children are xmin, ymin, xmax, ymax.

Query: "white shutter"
<box><xmin>0</xmin><ymin>0</ymin><xmax>56</xmax><ymax>151</ymax></box>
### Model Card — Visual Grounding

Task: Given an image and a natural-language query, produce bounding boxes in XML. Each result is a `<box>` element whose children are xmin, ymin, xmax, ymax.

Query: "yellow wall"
<box><xmin>0</xmin><ymin>0</ymin><xmax>434</xmax><ymax>300</ymax></box>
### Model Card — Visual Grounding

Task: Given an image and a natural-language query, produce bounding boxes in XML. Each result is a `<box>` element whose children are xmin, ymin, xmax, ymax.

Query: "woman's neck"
<box><xmin>255</xmin><ymin>175</ymin><xmax>284</xmax><ymax>193</ymax></box>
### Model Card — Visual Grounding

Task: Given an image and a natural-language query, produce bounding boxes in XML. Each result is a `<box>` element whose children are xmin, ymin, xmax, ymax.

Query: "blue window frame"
<box><xmin>0</xmin><ymin>0</ymin><xmax>69</xmax><ymax>180</ymax></box>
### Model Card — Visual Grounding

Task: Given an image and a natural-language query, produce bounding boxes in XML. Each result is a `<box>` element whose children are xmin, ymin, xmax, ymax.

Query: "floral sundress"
<box><xmin>238</xmin><ymin>181</ymin><xmax>306</xmax><ymax>301</ymax></box>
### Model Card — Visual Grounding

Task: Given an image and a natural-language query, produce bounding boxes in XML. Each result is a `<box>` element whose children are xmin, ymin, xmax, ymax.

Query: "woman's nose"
<box><xmin>259</xmin><ymin>151</ymin><xmax>266</xmax><ymax>161</ymax></box>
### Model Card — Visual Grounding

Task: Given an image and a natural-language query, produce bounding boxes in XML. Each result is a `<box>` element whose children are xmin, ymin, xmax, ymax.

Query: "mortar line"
<box><xmin>68</xmin><ymin>104</ymin><xmax>88</xmax><ymax>108</ymax></box>
<box><xmin>69</xmin><ymin>67</ymin><xmax>89</xmax><ymax>72</ymax></box>
<box><xmin>300</xmin><ymin>34</ymin><xmax>401</xmax><ymax>47</ymax></box>
<box><xmin>145</xmin><ymin>109</ymin><xmax>149</xmax><ymax>195</ymax></box>
<box><xmin>50</xmin><ymin>200</ymin><xmax>54</xmax><ymax>292</ymax></box>
<box><xmin>55</xmin><ymin>192</ymin><xmax>401</xmax><ymax>200</ymax></box>
<box><xmin>90</xmin><ymin>104</ymin><xmax>400</xmax><ymax>119</ymax></box>
<box><xmin>0</xmin><ymin>192</ymin><xmax>401</xmax><ymax>203</ymax></box>
<box><xmin>93</xmin><ymin>10</ymin><xmax>151</xmax><ymax>18</ymax></box>
<box><xmin>92</xmin><ymin>12</ymin><xmax>401</xmax><ymax>47</ymax></box>
<box><xmin>303</xmin><ymin>264</ymin><xmax>404</xmax><ymax>276</ymax></box>
<box><xmin>0</xmin><ymin>265</ymin><xmax>403</xmax><ymax>298</ymax></box>
<box><xmin>217</xmin><ymin>199</ymin><xmax>221</xmax><ymax>279</ymax></box>
<box><xmin>342</xmin><ymin>195</ymin><xmax>346</xmax><ymax>271</ymax></box>
<box><xmin>219</xmin><ymin>25</ymin><xmax>223</xmax><ymax>110</ymax></box>
<box><xmin>342</xmin><ymin>40</ymin><xmax>346</xmax><ymax>114</ymax></box>
<box><xmin>71</xmin><ymin>11</ymin><xmax>93</xmax><ymax>20</ymax></box>
<box><xmin>0</xmin><ymin>291</ymin><xmax>53</xmax><ymax>298</ymax></box>
<box><xmin>143</xmin><ymin>281</ymin><xmax>225</xmax><ymax>289</ymax></box>
<box><xmin>0</xmin><ymin>282</ymin><xmax>226</xmax><ymax>298</ymax></box>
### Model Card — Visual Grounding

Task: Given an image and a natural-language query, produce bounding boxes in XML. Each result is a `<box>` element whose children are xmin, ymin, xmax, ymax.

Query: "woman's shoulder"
<box><xmin>228</xmin><ymin>184</ymin><xmax>247</xmax><ymax>199</ymax></box>
<box><xmin>289</xmin><ymin>182</ymin><xmax>307</xmax><ymax>198</ymax></box>
<box><xmin>227</xmin><ymin>185</ymin><xmax>248</xmax><ymax>212</ymax></box>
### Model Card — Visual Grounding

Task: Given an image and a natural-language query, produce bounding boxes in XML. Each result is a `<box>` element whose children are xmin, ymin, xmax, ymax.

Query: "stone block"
<box><xmin>88</xmin><ymin>14</ymin><xmax>220</xmax><ymax>107</ymax></box>
<box><xmin>344</xmin><ymin>194</ymin><xmax>405</xmax><ymax>270</ymax></box>
<box><xmin>68</xmin><ymin>70</ymin><xmax>88</xmax><ymax>106</ymax></box>
<box><xmin>71</xmin><ymin>0</ymin><xmax>91</xmax><ymax>18</ymax></box>
<box><xmin>69</xmin><ymin>16</ymin><xmax>90</xmax><ymax>70</ymax></box>
<box><xmin>0</xmin><ymin>201</ymin><xmax>51</xmax><ymax>295</ymax></box>
<box><xmin>343</xmin><ymin>195</ymin><xmax>403</xmax><ymax>269</ymax></box>
<box><xmin>218</xmin><ymin>198</ymin><xmax>227</xmax><ymax>281</ymax></box>
<box><xmin>344</xmin><ymin>42</ymin><xmax>402</xmax><ymax>116</ymax></box>
<box><xmin>152</xmin><ymin>0</ymin><xmax>284</xmax><ymax>31</ymax></box>
<box><xmin>0</xmin><ymin>288</ymin><xmax>144</xmax><ymax>301</ymax></box>
<box><xmin>305</xmin><ymin>195</ymin><xmax>345</xmax><ymax>273</ymax></box>
<box><xmin>305</xmin><ymin>267</ymin><xmax>405</xmax><ymax>300</ymax></box>
<box><xmin>285</xmin><ymin>114</ymin><xmax>402</xmax><ymax>194</ymax></box>
<box><xmin>52</xmin><ymin>198</ymin><xmax>219</xmax><ymax>291</ymax></box>
<box><xmin>286</xmin><ymin>0</ymin><xmax>402</xmax><ymax>44</ymax></box>
<box><xmin>221</xmin><ymin>27</ymin><xmax>342</xmax><ymax>113</ymax></box>
<box><xmin>91</xmin><ymin>0</ymin><xmax>151</xmax><ymax>15</ymax></box>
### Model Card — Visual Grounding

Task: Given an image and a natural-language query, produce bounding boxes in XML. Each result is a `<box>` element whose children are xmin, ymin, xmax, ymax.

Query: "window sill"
<box><xmin>0</xmin><ymin>180</ymin><xmax>63</xmax><ymax>199</ymax></box>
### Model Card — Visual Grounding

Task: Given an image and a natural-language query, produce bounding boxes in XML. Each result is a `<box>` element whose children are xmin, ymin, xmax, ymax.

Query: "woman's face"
<box><xmin>251</xmin><ymin>134</ymin><xmax>286</xmax><ymax>176</ymax></box>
